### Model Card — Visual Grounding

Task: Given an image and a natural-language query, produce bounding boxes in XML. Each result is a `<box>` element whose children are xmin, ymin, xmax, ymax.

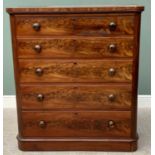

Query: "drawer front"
<box><xmin>16</xmin><ymin>15</ymin><xmax>135</xmax><ymax>36</ymax></box>
<box><xmin>20</xmin><ymin>84</ymin><xmax>132</xmax><ymax>110</ymax></box>
<box><xmin>19</xmin><ymin>60</ymin><xmax>132</xmax><ymax>83</ymax></box>
<box><xmin>21</xmin><ymin>111</ymin><xmax>131</xmax><ymax>138</ymax></box>
<box><xmin>17</xmin><ymin>37</ymin><xmax>134</xmax><ymax>58</ymax></box>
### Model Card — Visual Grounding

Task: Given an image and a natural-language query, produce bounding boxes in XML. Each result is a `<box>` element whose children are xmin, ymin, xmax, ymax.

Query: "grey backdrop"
<box><xmin>3</xmin><ymin>0</ymin><xmax>151</xmax><ymax>95</ymax></box>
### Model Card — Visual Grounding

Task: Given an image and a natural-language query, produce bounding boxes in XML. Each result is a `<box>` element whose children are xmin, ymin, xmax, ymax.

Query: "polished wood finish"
<box><xmin>19</xmin><ymin>59</ymin><xmax>132</xmax><ymax>83</ymax></box>
<box><xmin>20</xmin><ymin>84</ymin><xmax>132</xmax><ymax>110</ymax></box>
<box><xmin>6</xmin><ymin>6</ymin><xmax>144</xmax><ymax>14</ymax></box>
<box><xmin>21</xmin><ymin>111</ymin><xmax>131</xmax><ymax>138</ymax></box>
<box><xmin>7</xmin><ymin>6</ymin><xmax>144</xmax><ymax>151</ymax></box>
<box><xmin>15</xmin><ymin>14</ymin><xmax>135</xmax><ymax>36</ymax></box>
<box><xmin>17</xmin><ymin>137</ymin><xmax>138</xmax><ymax>151</ymax></box>
<box><xmin>17</xmin><ymin>37</ymin><xmax>134</xmax><ymax>58</ymax></box>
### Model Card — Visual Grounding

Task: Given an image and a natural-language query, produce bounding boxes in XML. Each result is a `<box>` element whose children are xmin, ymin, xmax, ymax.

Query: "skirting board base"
<box><xmin>17</xmin><ymin>135</ymin><xmax>138</xmax><ymax>151</ymax></box>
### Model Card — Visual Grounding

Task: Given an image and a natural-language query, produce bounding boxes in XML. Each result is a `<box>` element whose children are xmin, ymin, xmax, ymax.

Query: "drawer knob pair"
<box><xmin>35</xmin><ymin>68</ymin><xmax>116</xmax><ymax>76</ymax></box>
<box><xmin>37</xmin><ymin>94</ymin><xmax>44</xmax><ymax>101</ymax></box>
<box><xmin>35</xmin><ymin>68</ymin><xmax>43</xmax><ymax>76</ymax></box>
<box><xmin>38</xmin><ymin>120</ymin><xmax>115</xmax><ymax>129</ymax></box>
<box><xmin>109</xmin><ymin>22</ymin><xmax>117</xmax><ymax>31</ymax></box>
<box><xmin>32</xmin><ymin>23</ymin><xmax>41</xmax><ymax>31</ymax></box>
<box><xmin>39</xmin><ymin>120</ymin><xmax>46</xmax><ymax>128</ymax></box>
<box><xmin>33</xmin><ymin>44</ymin><xmax>116</xmax><ymax>53</ymax></box>
<box><xmin>32</xmin><ymin>22</ymin><xmax>116</xmax><ymax>31</ymax></box>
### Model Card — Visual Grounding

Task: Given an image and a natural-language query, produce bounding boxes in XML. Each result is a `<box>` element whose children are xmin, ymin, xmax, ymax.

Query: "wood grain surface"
<box><xmin>7</xmin><ymin>6</ymin><xmax>144</xmax><ymax>151</ymax></box>
<box><xmin>21</xmin><ymin>111</ymin><xmax>131</xmax><ymax>138</ymax></box>
<box><xmin>19</xmin><ymin>59</ymin><xmax>133</xmax><ymax>83</ymax></box>
<box><xmin>17</xmin><ymin>37</ymin><xmax>134</xmax><ymax>58</ymax></box>
<box><xmin>6</xmin><ymin>6</ymin><xmax>144</xmax><ymax>14</ymax></box>
<box><xmin>20</xmin><ymin>84</ymin><xmax>132</xmax><ymax>110</ymax></box>
<box><xmin>15</xmin><ymin>15</ymin><xmax>135</xmax><ymax>36</ymax></box>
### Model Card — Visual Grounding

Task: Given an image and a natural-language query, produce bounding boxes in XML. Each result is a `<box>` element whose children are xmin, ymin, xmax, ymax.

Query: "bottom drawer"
<box><xmin>21</xmin><ymin>111</ymin><xmax>131</xmax><ymax>138</ymax></box>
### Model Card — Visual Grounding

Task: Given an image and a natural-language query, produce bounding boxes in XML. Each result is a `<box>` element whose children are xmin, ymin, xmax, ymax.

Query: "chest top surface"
<box><xmin>6</xmin><ymin>6</ymin><xmax>144</xmax><ymax>14</ymax></box>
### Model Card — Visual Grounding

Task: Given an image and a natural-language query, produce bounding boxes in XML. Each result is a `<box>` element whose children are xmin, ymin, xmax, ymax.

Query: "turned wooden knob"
<box><xmin>32</xmin><ymin>23</ymin><xmax>41</xmax><ymax>31</ymax></box>
<box><xmin>34</xmin><ymin>44</ymin><xmax>42</xmax><ymax>53</ymax></box>
<box><xmin>39</xmin><ymin>120</ymin><xmax>46</xmax><ymax>128</ymax></box>
<box><xmin>108</xmin><ymin>68</ymin><xmax>116</xmax><ymax>76</ymax></box>
<box><xmin>109</xmin><ymin>44</ymin><xmax>116</xmax><ymax>53</ymax></box>
<box><xmin>37</xmin><ymin>94</ymin><xmax>44</xmax><ymax>102</ymax></box>
<box><xmin>109</xmin><ymin>22</ymin><xmax>117</xmax><ymax>31</ymax></box>
<box><xmin>108</xmin><ymin>120</ymin><xmax>115</xmax><ymax>128</ymax></box>
<box><xmin>108</xmin><ymin>94</ymin><xmax>115</xmax><ymax>102</ymax></box>
<box><xmin>35</xmin><ymin>68</ymin><xmax>43</xmax><ymax>76</ymax></box>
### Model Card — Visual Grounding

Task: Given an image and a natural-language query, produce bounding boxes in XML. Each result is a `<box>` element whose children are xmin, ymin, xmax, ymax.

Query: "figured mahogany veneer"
<box><xmin>15</xmin><ymin>15</ymin><xmax>135</xmax><ymax>36</ymax></box>
<box><xmin>20</xmin><ymin>84</ymin><xmax>132</xmax><ymax>110</ymax></box>
<box><xmin>7</xmin><ymin>6</ymin><xmax>144</xmax><ymax>151</ymax></box>
<box><xmin>21</xmin><ymin>111</ymin><xmax>131</xmax><ymax>138</ymax></box>
<box><xmin>17</xmin><ymin>37</ymin><xmax>134</xmax><ymax>58</ymax></box>
<box><xmin>19</xmin><ymin>59</ymin><xmax>132</xmax><ymax>83</ymax></box>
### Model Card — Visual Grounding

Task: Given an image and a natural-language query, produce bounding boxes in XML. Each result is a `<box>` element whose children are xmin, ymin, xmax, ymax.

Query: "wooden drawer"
<box><xmin>20</xmin><ymin>84</ymin><xmax>132</xmax><ymax>110</ymax></box>
<box><xmin>15</xmin><ymin>15</ymin><xmax>135</xmax><ymax>36</ymax></box>
<box><xmin>17</xmin><ymin>37</ymin><xmax>134</xmax><ymax>58</ymax></box>
<box><xmin>19</xmin><ymin>59</ymin><xmax>132</xmax><ymax>83</ymax></box>
<box><xmin>21</xmin><ymin>111</ymin><xmax>131</xmax><ymax>138</ymax></box>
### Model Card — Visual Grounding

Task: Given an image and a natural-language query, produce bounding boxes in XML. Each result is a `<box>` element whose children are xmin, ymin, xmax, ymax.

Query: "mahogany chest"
<box><xmin>7</xmin><ymin>6</ymin><xmax>144</xmax><ymax>151</ymax></box>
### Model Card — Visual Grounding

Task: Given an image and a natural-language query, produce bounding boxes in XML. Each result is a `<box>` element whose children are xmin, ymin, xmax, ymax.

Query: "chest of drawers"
<box><xmin>7</xmin><ymin>6</ymin><xmax>144</xmax><ymax>151</ymax></box>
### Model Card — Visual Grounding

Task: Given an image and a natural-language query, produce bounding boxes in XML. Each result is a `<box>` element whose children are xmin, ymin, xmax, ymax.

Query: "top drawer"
<box><xmin>15</xmin><ymin>14</ymin><xmax>135</xmax><ymax>36</ymax></box>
